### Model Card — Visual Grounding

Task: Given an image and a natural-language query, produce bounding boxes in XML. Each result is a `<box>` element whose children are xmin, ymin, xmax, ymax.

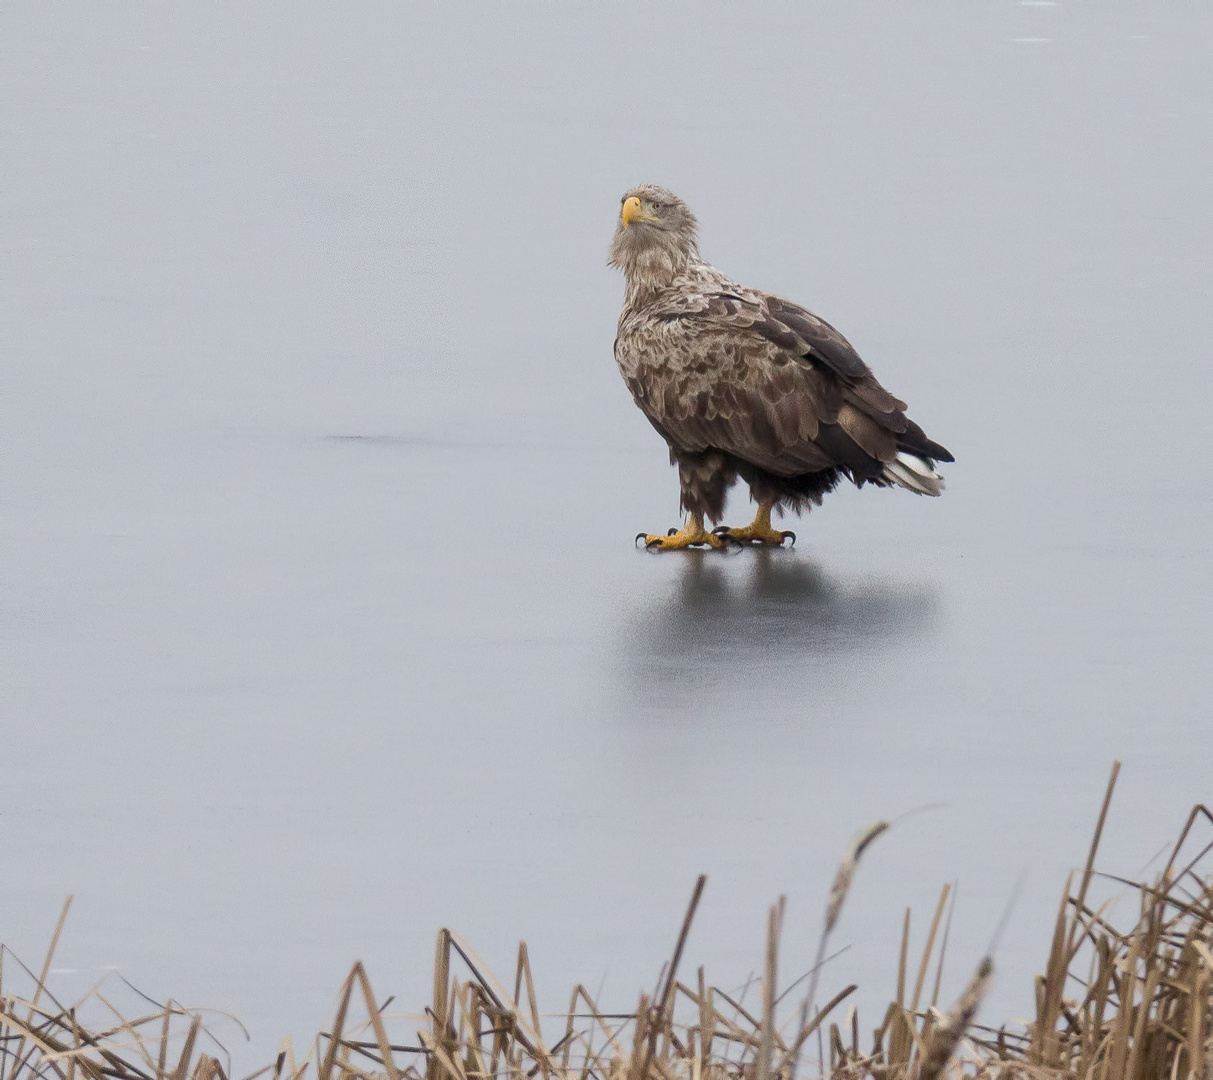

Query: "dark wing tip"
<box><xmin>917</xmin><ymin>438</ymin><xmax>954</xmax><ymax>463</ymax></box>
<box><xmin>898</xmin><ymin>418</ymin><xmax>954</xmax><ymax>463</ymax></box>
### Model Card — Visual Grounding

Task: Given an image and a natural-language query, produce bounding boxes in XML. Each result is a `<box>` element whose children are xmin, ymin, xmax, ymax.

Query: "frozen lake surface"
<box><xmin>4</xmin><ymin>3</ymin><xmax>1212</xmax><ymax>1070</ymax></box>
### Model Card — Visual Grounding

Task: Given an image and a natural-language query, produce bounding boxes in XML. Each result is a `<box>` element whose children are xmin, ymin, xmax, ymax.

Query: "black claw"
<box><xmin>635</xmin><ymin>532</ymin><xmax>648</xmax><ymax>547</ymax></box>
<box><xmin>646</xmin><ymin>537</ymin><xmax>665</xmax><ymax>549</ymax></box>
<box><xmin>711</xmin><ymin>525</ymin><xmax>730</xmax><ymax>536</ymax></box>
<box><xmin>781</xmin><ymin>531</ymin><xmax>797</xmax><ymax>547</ymax></box>
<box><xmin>667</xmin><ymin>527</ymin><xmax>678</xmax><ymax>536</ymax></box>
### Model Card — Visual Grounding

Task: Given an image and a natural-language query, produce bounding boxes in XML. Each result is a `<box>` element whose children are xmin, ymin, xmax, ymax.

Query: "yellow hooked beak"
<box><xmin>621</xmin><ymin>196</ymin><xmax>656</xmax><ymax>227</ymax></box>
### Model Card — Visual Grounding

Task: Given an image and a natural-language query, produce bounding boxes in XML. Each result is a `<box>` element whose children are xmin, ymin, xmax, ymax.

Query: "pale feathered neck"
<box><xmin>616</xmin><ymin>239</ymin><xmax>703</xmax><ymax>310</ymax></box>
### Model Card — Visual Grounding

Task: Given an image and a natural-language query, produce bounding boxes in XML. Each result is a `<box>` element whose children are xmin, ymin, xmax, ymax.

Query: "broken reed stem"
<box><xmin>1068</xmin><ymin>762</ymin><xmax>1121</xmax><ymax>960</ymax></box>
<box><xmin>658</xmin><ymin>875</ymin><xmax>706</xmax><ymax>1015</ymax></box>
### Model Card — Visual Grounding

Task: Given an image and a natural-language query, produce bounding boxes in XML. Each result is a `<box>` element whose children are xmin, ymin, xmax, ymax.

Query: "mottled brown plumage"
<box><xmin>608</xmin><ymin>184</ymin><xmax>953</xmax><ymax>548</ymax></box>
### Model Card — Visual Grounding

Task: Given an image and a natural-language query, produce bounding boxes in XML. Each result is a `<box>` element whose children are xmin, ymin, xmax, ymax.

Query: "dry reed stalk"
<box><xmin>788</xmin><ymin>821</ymin><xmax>890</xmax><ymax>1080</ymax></box>
<box><xmin>911</xmin><ymin>887</ymin><xmax>953</xmax><ymax>1018</ymax></box>
<box><xmin>931</xmin><ymin>887</ymin><xmax>957</xmax><ymax>1012</ymax></box>
<box><xmin>754</xmin><ymin>898</ymin><xmax>786</xmax><ymax>1080</ymax></box>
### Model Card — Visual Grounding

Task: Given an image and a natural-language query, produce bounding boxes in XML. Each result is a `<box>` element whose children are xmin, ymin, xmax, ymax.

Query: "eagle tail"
<box><xmin>882</xmin><ymin>451</ymin><xmax>945</xmax><ymax>496</ymax></box>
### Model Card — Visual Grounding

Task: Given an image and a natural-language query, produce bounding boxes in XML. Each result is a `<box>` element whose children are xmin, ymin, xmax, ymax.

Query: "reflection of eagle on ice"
<box><xmin>609</xmin><ymin>185</ymin><xmax>954</xmax><ymax>550</ymax></box>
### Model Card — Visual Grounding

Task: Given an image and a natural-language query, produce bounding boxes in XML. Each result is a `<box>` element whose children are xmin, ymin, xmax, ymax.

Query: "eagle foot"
<box><xmin>635</xmin><ymin>516</ymin><xmax>730</xmax><ymax>551</ymax></box>
<box><xmin>712</xmin><ymin>524</ymin><xmax>796</xmax><ymax>547</ymax></box>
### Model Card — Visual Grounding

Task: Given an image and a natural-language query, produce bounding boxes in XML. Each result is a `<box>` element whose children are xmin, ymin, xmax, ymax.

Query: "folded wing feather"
<box><xmin>616</xmin><ymin>288</ymin><xmax>951</xmax><ymax>486</ymax></box>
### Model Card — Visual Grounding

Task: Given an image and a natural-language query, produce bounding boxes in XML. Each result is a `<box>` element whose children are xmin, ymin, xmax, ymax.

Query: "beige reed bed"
<box><xmin>3</xmin><ymin>763</ymin><xmax>1211</xmax><ymax>1080</ymax></box>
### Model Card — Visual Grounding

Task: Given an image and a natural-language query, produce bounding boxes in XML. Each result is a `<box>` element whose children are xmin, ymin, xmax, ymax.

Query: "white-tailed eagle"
<box><xmin>608</xmin><ymin>184</ymin><xmax>954</xmax><ymax>550</ymax></box>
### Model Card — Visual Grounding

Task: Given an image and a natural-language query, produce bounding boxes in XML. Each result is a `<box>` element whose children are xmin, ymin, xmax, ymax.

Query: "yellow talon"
<box><xmin>713</xmin><ymin>500</ymin><xmax>795</xmax><ymax>546</ymax></box>
<box><xmin>637</xmin><ymin>514</ymin><xmax>727</xmax><ymax>551</ymax></box>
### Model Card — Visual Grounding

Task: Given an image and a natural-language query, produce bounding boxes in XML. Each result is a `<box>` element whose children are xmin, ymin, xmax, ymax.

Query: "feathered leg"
<box><xmin>638</xmin><ymin>513</ymin><xmax>727</xmax><ymax>551</ymax></box>
<box><xmin>635</xmin><ymin>450</ymin><xmax>732</xmax><ymax>550</ymax></box>
<box><xmin>713</xmin><ymin>498</ymin><xmax>795</xmax><ymax>547</ymax></box>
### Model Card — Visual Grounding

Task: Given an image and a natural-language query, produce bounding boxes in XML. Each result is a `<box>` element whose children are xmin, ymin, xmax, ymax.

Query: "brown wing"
<box><xmin>614</xmin><ymin>290</ymin><xmax>952</xmax><ymax>479</ymax></box>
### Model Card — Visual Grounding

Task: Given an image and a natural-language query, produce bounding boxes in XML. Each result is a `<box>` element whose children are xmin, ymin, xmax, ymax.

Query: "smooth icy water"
<box><xmin>3</xmin><ymin>2</ymin><xmax>1212</xmax><ymax>1069</ymax></box>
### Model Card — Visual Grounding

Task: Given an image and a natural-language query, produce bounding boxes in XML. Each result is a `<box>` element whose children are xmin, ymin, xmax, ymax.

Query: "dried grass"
<box><xmin>4</xmin><ymin>763</ymin><xmax>1211</xmax><ymax>1080</ymax></box>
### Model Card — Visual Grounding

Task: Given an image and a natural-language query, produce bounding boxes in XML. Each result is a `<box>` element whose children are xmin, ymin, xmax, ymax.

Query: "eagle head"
<box><xmin>608</xmin><ymin>184</ymin><xmax>700</xmax><ymax>283</ymax></box>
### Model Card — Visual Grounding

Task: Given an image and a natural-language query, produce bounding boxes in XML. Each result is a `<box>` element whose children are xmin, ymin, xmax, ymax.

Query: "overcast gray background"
<box><xmin>3</xmin><ymin>2</ymin><xmax>1212</xmax><ymax>1071</ymax></box>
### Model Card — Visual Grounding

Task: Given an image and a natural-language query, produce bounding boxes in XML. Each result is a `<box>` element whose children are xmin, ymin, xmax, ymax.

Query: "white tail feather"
<box><xmin>883</xmin><ymin>453</ymin><xmax>945</xmax><ymax>496</ymax></box>
<box><xmin>896</xmin><ymin>451</ymin><xmax>938</xmax><ymax>477</ymax></box>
